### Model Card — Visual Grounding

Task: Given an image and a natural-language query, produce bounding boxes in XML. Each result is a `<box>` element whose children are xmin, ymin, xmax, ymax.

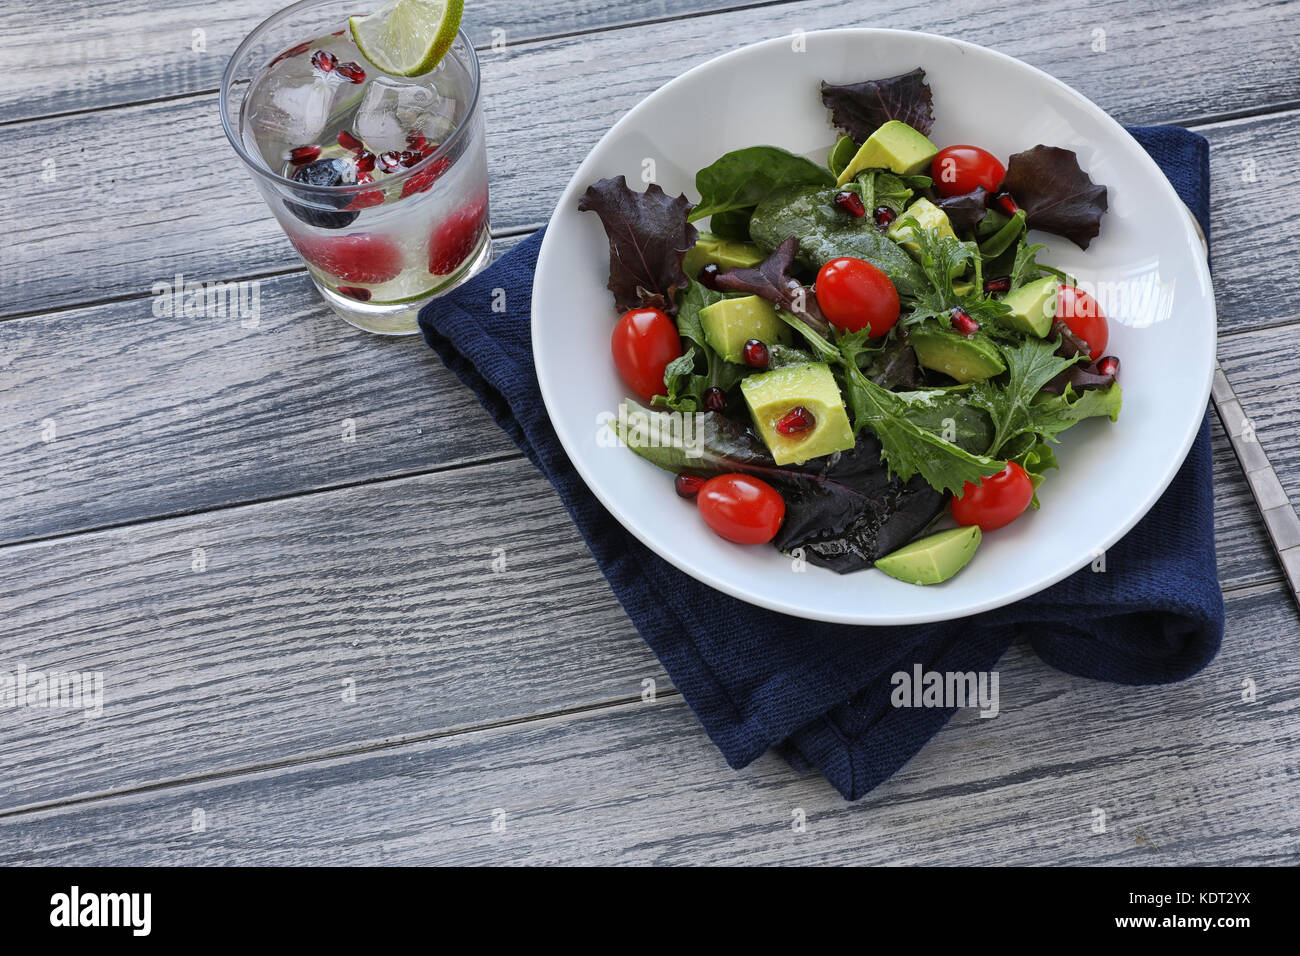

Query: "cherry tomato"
<box><xmin>697</xmin><ymin>474</ymin><xmax>785</xmax><ymax>545</ymax></box>
<box><xmin>950</xmin><ymin>462</ymin><xmax>1034</xmax><ymax>531</ymax></box>
<box><xmin>815</xmin><ymin>257</ymin><xmax>900</xmax><ymax>336</ymax></box>
<box><xmin>931</xmin><ymin>145</ymin><xmax>1007</xmax><ymax>198</ymax></box>
<box><xmin>611</xmin><ymin>307</ymin><xmax>682</xmax><ymax>402</ymax></box>
<box><xmin>1056</xmin><ymin>285</ymin><xmax>1109</xmax><ymax>361</ymax></box>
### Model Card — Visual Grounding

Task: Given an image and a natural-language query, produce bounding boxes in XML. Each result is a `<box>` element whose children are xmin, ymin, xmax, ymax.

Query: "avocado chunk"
<box><xmin>682</xmin><ymin>232</ymin><xmax>767</xmax><ymax>278</ymax></box>
<box><xmin>835</xmin><ymin>120</ymin><xmax>939</xmax><ymax>186</ymax></box>
<box><xmin>875</xmin><ymin>525</ymin><xmax>982</xmax><ymax>585</ymax></box>
<box><xmin>910</xmin><ymin>323</ymin><xmax>1006</xmax><ymax>383</ymax></box>
<box><xmin>999</xmin><ymin>275</ymin><xmax>1058</xmax><ymax>337</ymax></box>
<box><xmin>698</xmin><ymin>295</ymin><xmax>790</xmax><ymax>365</ymax></box>
<box><xmin>886</xmin><ymin>197</ymin><xmax>958</xmax><ymax>258</ymax></box>
<box><xmin>740</xmin><ymin>363</ymin><xmax>855</xmax><ymax>466</ymax></box>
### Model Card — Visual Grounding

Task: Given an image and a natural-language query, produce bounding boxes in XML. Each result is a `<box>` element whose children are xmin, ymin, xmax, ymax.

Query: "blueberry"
<box><xmin>284</xmin><ymin>159</ymin><xmax>359</xmax><ymax>229</ymax></box>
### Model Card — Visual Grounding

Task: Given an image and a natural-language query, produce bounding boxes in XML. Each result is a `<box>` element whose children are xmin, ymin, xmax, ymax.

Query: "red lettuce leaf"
<box><xmin>713</xmin><ymin>236</ymin><xmax>830</xmax><ymax>335</ymax></box>
<box><xmin>1001</xmin><ymin>146</ymin><xmax>1108</xmax><ymax>250</ymax></box>
<box><xmin>820</xmin><ymin>67</ymin><xmax>935</xmax><ymax>140</ymax></box>
<box><xmin>937</xmin><ymin>186</ymin><xmax>989</xmax><ymax>232</ymax></box>
<box><xmin>578</xmin><ymin>176</ymin><xmax>698</xmax><ymax>314</ymax></box>
<box><xmin>771</xmin><ymin>433</ymin><xmax>946</xmax><ymax>573</ymax></box>
<box><xmin>1045</xmin><ymin>320</ymin><xmax>1116</xmax><ymax>392</ymax></box>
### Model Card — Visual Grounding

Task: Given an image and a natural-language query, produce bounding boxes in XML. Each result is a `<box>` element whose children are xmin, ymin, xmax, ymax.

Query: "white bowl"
<box><xmin>532</xmin><ymin>29</ymin><xmax>1215</xmax><ymax>625</ymax></box>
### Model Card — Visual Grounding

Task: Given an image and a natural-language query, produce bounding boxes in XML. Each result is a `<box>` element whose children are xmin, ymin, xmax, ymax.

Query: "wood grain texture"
<box><xmin>1</xmin><ymin>0</ymin><xmax>1298</xmax><ymax>865</ymax></box>
<box><xmin>0</xmin><ymin>408</ymin><xmax>1289</xmax><ymax>812</ymax></box>
<box><xmin>3</xmin><ymin>4</ymin><xmax>1299</xmax><ymax>317</ymax></box>
<box><xmin>0</xmin><ymin>0</ymin><xmax>770</xmax><ymax>123</ymax></box>
<box><xmin>0</xmin><ymin>583</ymin><xmax>1294</xmax><ymax>865</ymax></box>
<box><xmin>0</xmin><ymin>455</ymin><xmax>658</xmax><ymax>814</ymax></box>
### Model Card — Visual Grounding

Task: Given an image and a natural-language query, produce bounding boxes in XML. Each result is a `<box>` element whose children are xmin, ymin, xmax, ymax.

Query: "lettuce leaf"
<box><xmin>1000</xmin><ymin>146</ymin><xmax>1108</xmax><ymax>250</ymax></box>
<box><xmin>713</xmin><ymin>237</ymin><xmax>831</xmax><ymax>335</ymax></box>
<box><xmin>820</xmin><ymin>67</ymin><xmax>935</xmax><ymax>138</ymax></box>
<box><xmin>748</xmin><ymin>185</ymin><xmax>929</xmax><ymax>297</ymax></box>
<box><xmin>578</xmin><ymin>176</ymin><xmax>698</xmax><ymax>314</ymax></box>
<box><xmin>689</xmin><ymin>146</ymin><xmax>834</xmax><ymax>224</ymax></box>
<box><xmin>827</xmin><ymin>135</ymin><xmax>857</xmax><ymax>178</ymax></box>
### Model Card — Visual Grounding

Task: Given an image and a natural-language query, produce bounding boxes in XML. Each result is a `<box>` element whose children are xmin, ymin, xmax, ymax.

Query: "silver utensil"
<box><xmin>1186</xmin><ymin>206</ymin><xmax>1300</xmax><ymax>605</ymax></box>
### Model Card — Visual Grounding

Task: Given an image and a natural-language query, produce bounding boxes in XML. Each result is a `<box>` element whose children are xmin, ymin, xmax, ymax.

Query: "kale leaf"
<box><xmin>1028</xmin><ymin>382</ymin><xmax>1123</xmax><ymax>440</ymax></box>
<box><xmin>578</xmin><ymin>176</ymin><xmax>698</xmax><ymax>314</ymax></box>
<box><xmin>898</xmin><ymin>224</ymin><xmax>1010</xmax><ymax>328</ymax></box>
<box><xmin>820</xmin><ymin>67</ymin><xmax>935</xmax><ymax>138</ymax></box>
<box><xmin>1000</xmin><ymin>145</ymin><xmax>1108</xmax><ymax>250</ymax></box>
<box><xmin>690</xmin><ymin>146</ymin><xmax>834</xmax><ymax>225</ymax></box>
<box><xmin>965</xmin><ymin>336</ymin><xmax>1082</xmax><ymax>456</ymax></box>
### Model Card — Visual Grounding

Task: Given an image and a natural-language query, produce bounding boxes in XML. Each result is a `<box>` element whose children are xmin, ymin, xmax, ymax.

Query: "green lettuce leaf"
<box><xmin>749</xmin><ymin>185</ymin><xmax>928</xmax><ymax>297</ymax></box>
<box><xmin>689</xmin><ymin>146</ymin><xmax>835</xmax><ymax>224</ymax></box>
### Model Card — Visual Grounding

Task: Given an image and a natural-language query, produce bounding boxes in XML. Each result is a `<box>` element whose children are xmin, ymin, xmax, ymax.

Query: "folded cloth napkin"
<box><xmin>420</xmin><ymin>126</ymin><xmax>1224</xmax><ymax>800</ymax></box>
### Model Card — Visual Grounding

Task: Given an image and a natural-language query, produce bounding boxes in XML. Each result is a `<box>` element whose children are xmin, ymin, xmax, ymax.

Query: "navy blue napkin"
<box><xmin>419</xmin><ymin>126</ymin><xmax>1223</xmax><ymax>800</ymax></box>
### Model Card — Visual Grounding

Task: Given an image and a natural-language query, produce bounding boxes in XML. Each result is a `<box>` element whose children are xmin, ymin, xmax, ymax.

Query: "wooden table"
<box><xmin>1</xmin><ymin>0</ymin><xmax>1297</xmax><ymax>866</ymax></box>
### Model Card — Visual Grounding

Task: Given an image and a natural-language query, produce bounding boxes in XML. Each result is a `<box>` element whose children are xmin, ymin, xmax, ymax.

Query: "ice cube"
<box><xmin>354</xmin><ymin>76</ymin><xmax>454</xmax><ymax>153</ymax></box>
<box><xmin>250</xmin><ymin>71</ymin><xmax>338</xmax><ymax>157</ymax></box>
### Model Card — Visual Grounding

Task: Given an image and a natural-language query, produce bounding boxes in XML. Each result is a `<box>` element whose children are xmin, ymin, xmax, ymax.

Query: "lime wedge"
<box><xmin>350</xmin><ymin>0</ymin><xmax>464</xmax><ymax>77</ymax></box>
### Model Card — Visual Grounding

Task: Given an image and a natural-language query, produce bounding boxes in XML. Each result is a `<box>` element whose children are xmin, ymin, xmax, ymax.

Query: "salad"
<box><xmin>579</xmin><ymin>67</ymin><xmax>1119</xmax><ymax>585</ymax></box>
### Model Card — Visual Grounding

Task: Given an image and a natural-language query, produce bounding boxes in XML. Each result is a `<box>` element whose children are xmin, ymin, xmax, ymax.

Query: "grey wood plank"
<box><xmin>0</xmin><ymin>582</ymin><xmax>1293</xmax><ymax>865</ymax></box>
<box><xmin>0</xmin><ymin>235</ymin><xmax>521</xmax><ymax>544</ymax></box>
<box><xmin>0</xmin><ymin>456</ymin><xmax>657</xmax><ymax>814</ymax></box>
<box><xmin>2</xmin><ymin>110</ymin><xmax>1298</xmax><ymax>544</ymax></box>
<box><xmin>0</xmin><ymin>390</ymin><xmax>1287</xmax><ymax>814</ymax></box>
<box><xmin>0</xmin><ymin>0</ymin><xmax>768</xmax><ymax>123</ymax></box>
<box><xmin>2</xmin><ymin>3</ymin><xmax>1298</xmax><ymax>317</ymax></box>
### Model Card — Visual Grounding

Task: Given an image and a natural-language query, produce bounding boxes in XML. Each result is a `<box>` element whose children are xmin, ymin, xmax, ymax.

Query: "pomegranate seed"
<box><xmin>742</xmin><ymin>338</ymin><xmax>769</xmax><ymax>368</ymax></box>
<box><xmin>984</xmin><ymin>276</ymin><xmax>1011</xmax><ymax>294</ymax></box>
<box><xmin>311</xmin><ymin>50</ymin><xmax>337</xmax><ymax>72</ymax></box>
<box><xmin>336</xmin><ymin>62</ymin><xmax>366</xmax><ymax>83</ymax></box>
<box><xmin>338</xmin><ymin>286</ymin><xmax>371</xmax><ymax>301</ymax></box>
<box><xmin>703</xmin><ymin>387</ymin><xmax>726</xmax><ymax>413</ymax></box>
<box><xmin>338</xmin><ymin>130</ymin><xmax>364</xmax><ymax>152</ymax></box>
<box><xmin>286</xmin><ymin>144</ymin><xmax>321</xmax><ymax>165</ymax></box>
<box><xmin>994</xmin><ymin>191</ymin><xmax>1019</xmax><ymax>216</ymax></box>
<box><xmin>399</xmin><ymin>150</ymin><xmax>421</xmax><ymax>168</ymax></box>
<box><xmin>950</xmin><ymin>307</ymin><xmax>980</xmax><ymax>335</ymax></box>
<box><xmin>874</xmin><ymin>206</ymin><xmax>897</xmax><ymax>226</ymax></box>
<box><xmin>354</xmin><ymin>150</ymin><xmax>376</xmax><ymax>174</ymax></box>
<box><xmin>378</xmin><ymin>151</ymin><xmax>402</xmax><ymax>173</ymax></box>
<box><xmin>1096</xmin><ymin>356</ymin><xmax>1120</xmax><ymax>377</ymax></box>
<box><xmin>698</xmin><ymin>263</ymin><xmax>721</xmax><ymax>290</ymax></box>
<box><xmin>775</xmin><ymin>406</ymin><xmax>816</xmax><ymax>437</ymax></box>
<box><xmin>675</xmin><ymin>474</ymin><xmax>705</xmax><ymax>499</ymax></box>
<box><xmin>406</xmin><ymin>131</ymin><xmax>428</xmax><ymax>151</ymax></box>
<box><xmin>834</xmin><ymin>190</ymin><xmax>866</xmax><ymax>218</ymax></box>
